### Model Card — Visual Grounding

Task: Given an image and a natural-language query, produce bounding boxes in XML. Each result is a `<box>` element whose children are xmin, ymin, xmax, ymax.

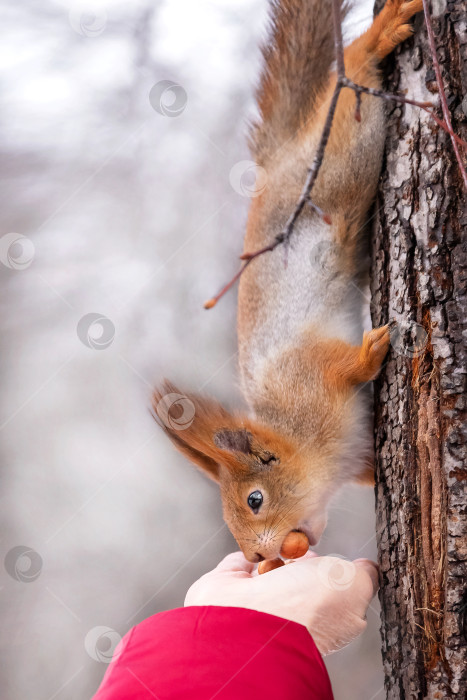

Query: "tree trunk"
<box><xmin>370</xmin><ymin>1</ymin><xmax>467</xmax><ymax>697</ymax></box>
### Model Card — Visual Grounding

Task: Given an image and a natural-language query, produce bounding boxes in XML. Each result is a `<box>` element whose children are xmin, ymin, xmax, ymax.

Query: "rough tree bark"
<box><xmin>371</xmin><ymin>1</ymin><xmax>466</xmax><ymax>697</ymax></box>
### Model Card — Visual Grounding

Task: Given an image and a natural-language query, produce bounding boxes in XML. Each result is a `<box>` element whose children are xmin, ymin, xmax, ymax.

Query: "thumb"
<box><xmin>351</xmin><ymin>559</ymin><xmax>380</xmax><ymax>618</ymax></box>
<box><xmin>214</xmin><ymin>551</ymin><xmax>255</xmax><ymax>575</ymax></box>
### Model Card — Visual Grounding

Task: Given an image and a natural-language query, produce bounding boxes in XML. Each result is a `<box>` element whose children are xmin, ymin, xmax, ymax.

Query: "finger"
<box><xmin>351</xmin><ymin>559</ymin><xmax>380</xmax><ymax>617</ymax></box>
<box><xmin>353</xmin><ymin>559</ymin><xmax>379</xmax><ymax>595</ymax></box>
<box><xmin>214</xmin><ymin>551</ymin><xmax>255</xmax><ymax>575</ymax></box>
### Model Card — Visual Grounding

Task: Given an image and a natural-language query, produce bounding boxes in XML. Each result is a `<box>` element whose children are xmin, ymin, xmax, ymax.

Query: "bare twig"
<box><xmin>344</xmin><ymin>79</ymin><xmax>467</xmax><ymax>149</ymax></box>
<box><xmin>204</xmin><ymin>262</ymin><xmax>254</xmax><ymax>310</ymax></box>
<box><xmin>204</xmin><ymin>0</ymin><xmax>466</xmax><ymax>309</ymax></box>
<box><xmin>421</xmin><ymin>0</ymin><xmax>467</xmax><ymax>188</ymax></box>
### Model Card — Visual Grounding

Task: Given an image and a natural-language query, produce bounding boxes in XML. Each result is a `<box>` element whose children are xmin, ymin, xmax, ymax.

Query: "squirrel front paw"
<box><xmin>320</xmin><ymin>325</ymin><xmax>392</xmax><ymax>389</ymax></box>
<box><xmin>358</xmin><ymin>325</ymin><xmax>391</xmax><ymax>381</ymax></box>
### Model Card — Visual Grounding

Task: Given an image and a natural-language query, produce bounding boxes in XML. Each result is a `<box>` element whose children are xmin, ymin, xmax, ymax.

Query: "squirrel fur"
<box><xmin>154</xmin><ymin>0</ymin><xmax>424</xmax><ymax>562</ymax></box>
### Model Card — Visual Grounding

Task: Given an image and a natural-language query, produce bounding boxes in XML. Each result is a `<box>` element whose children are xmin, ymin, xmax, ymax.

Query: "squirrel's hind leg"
<box><xmin>305</xmin><ymin>0</ymin><xmax>423</xmax><ymax>215</ymax></box>
<box><xmin>347</xmin><ymin>0</ymin><xmax>423</xmax><ymax>69</ymax></box>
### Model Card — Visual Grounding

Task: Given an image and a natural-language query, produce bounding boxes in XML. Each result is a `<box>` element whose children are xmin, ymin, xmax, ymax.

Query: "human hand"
<box><xmin>185</xmin><ymin>551</ymin><xmax>379</xmax><ymax>655</ymax></box>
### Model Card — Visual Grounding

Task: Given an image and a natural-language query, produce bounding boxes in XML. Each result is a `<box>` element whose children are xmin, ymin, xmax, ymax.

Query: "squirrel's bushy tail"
<box><xmin>250</xmin><ymin>0</ymin><xmax>347</xmax><ymax>162</ymax></box>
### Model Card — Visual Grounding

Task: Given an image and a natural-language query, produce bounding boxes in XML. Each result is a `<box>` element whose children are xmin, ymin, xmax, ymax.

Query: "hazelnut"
<box><xmin>257</xmin><ymin>558</ymin><xmax>285</xmax><ymax>575</ymax></box>
<box><xmin>280</xmin><ymin>531</ymin><xmax>309</xmax><ymax>559</ymax></box>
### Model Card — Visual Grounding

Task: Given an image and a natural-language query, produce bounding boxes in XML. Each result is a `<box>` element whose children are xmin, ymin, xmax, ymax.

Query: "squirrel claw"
<box><xmin>359</xmin><ymin>325</ymin><xmax>391</xmax><ymax>380</ymax></box>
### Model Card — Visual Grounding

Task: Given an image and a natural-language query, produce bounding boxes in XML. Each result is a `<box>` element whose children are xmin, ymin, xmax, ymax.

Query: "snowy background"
<box><xmin>0</xmin><ymin>0</ymin><xmax>384</xmax><ymax>698</ymax></box>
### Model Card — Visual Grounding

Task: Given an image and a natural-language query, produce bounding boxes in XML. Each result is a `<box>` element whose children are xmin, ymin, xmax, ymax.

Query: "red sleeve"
<box><xmin>92</xmin><ymin>606</ymin><xmax>334</xmax><ymax>700</ymax></box>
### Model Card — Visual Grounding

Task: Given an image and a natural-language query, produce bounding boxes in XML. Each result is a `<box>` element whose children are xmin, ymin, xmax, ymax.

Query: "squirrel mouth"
<box><xmin>296</xmin><ymin>525</ymin><xmax>317</xmax><ymax>547</ymax></box>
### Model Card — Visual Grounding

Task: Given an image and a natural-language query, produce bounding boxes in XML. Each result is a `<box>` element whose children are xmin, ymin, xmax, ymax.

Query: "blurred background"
<box><xmin>0</xmin><ymin>0</ymin><xmax>384</xmax><ymax>697</ymax></box>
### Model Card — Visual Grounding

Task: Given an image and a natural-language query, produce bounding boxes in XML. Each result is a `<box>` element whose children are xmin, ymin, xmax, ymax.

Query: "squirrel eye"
<box><xmin>247</xmin><ymin>490</ymin><xmax>263</xmax><ymax>513</ymax></box>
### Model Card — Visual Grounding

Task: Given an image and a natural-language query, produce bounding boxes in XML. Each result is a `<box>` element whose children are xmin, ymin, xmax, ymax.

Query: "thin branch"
<box><xmin>343</xmin><ymin>79</ymin><xmax>467</xmax><ymax>150</ymax></box>
<box><xmin>204</xmin><ymin>0</ymin><xmax>467</xmax><ymax>309</ymax></box>
<box><xmin>421</xmin><ymin>0</ymin><xmax>467</xmax><ymax>188</ymax></box>
<box><xmin>204</xmin><ymin>260</ymin><xmax>255</xmax><ymax>309</ymax></box>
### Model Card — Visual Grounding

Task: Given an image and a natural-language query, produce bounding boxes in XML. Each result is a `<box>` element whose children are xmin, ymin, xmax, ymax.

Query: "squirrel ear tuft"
<box><xmin>213</xmin><ymin>429</ymin><xmax>252</xmax><ymax>454</ymax></box>
<box><xmin>161</xmin><ymin>427</ymin><xmax>221</xmax><ymax>482</ymax></box>
<box><xmin>152</xmin><ymin>380</ymin><xmax>249</xmax><ymax>482</ymax></box>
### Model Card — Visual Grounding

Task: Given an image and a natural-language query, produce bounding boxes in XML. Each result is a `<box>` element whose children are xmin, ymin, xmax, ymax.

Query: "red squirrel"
<box><xmin>153</xmin><ymin>0</ymin><xmax>423</xmax><ymax>562</ymax></box>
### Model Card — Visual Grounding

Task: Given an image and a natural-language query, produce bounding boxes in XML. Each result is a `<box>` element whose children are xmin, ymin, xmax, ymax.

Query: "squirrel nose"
<box><xmin>255</xmin><ymin>553</ymin><xmax>265</xmax><ymax>562</ymax></box>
